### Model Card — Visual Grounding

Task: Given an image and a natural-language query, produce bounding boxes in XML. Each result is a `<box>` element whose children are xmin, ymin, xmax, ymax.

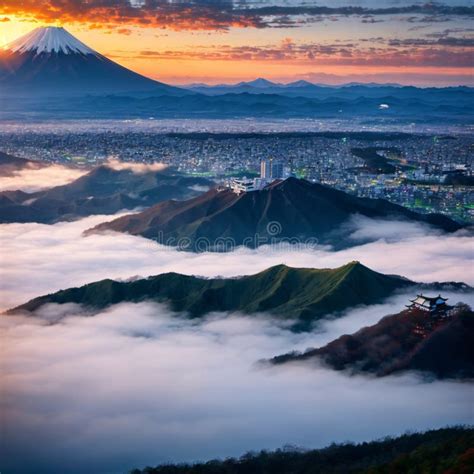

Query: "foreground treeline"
<box><xmin>130</xmin><ymin>427</ymin><xmax>473</xmax><ymax>474</ymax></box>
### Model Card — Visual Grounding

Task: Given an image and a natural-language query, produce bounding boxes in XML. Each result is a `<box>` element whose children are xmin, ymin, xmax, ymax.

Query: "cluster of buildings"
<box><xmin>228</xmin><ymin>158</ymin><xmax>287</xmax><ymax>193</ymax></box>
<box><xmin>1</xmin><ymin>126</ymin><xmax>472</xmax><ymax>223</ymax></box>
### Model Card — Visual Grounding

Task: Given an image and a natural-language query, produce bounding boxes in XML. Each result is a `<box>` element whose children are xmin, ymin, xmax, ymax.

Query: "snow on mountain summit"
<box><xmin>0</xmin><ymin>26</ymin><xmax>186</xmax><ymax>96</ymax></box>
<box><xmin>6</xmin><ymin>27</ymin><xmax>98</xmax><ymax>56</ymax></box>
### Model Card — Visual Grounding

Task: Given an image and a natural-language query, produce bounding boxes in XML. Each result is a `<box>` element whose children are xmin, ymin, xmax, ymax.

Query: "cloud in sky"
<box><xmin>133</xmin><ymin>38</ymin><xmax>474</xmax><ymax>68</ymax></box>
<box><xmin>1</xmin><ymin>301</ymin><xmax>473</xmax><ymax>473</ymax></box>
<box><xmin>1</xmin><ymin>214</ymin><xmax>472</xmax><ymax>312</ymax></box>
<box><xmin>1</xmin><ymin>1</ymin><xmax>473</xmax><ymax>31</ymax></box>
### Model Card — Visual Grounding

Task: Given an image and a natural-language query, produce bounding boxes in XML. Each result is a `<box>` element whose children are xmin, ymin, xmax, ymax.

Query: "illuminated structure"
<box><xmin>261</xmin><ymin>158</ymin><xmax>284</xmax><ymax>180</ymax></box>
<box><xmin>406</xmin><ymin>294</ymin><xmax>449</xmax><ymax>316</ymax></box>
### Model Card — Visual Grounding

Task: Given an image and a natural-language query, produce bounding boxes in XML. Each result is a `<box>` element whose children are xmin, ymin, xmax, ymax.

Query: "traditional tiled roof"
<box><xmin>409</xmin><ymin>294</ymin><xmax>448</xmax><ymax>305</ymax></box>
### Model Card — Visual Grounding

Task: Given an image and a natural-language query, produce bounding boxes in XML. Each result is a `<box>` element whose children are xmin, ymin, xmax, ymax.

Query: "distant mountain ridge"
<box><xmin>0</xmin><ymin>43</ymin><xmax>472</xmax><ymax>122</ymax></box>
<box><xmin>185</xmin><ymin>78</ymin><xmax>472</xmax><ymax>101</ymax></box>
<box><xmin>0</xmin><ymin>164</ymin><xmax>213</xmax><ymax>224</ymax></box>
<box><xmin>9</xmin><ymin>262</ymin><xmax>415</xmax><ymax>328</ymax></box>
<box><xmin>5</xmin><ymin>89</ymin><xmax>471</xmax><ymax>122</ymax></box>
<box><xmin>85</xmin><ymin>177</ymin><xmax>463</xmax><ymax>251</ymax></box>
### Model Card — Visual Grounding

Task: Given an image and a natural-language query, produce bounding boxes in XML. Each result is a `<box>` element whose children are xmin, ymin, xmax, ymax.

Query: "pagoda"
<box><xmin>406</xmin><ymin>294</ymin><xmax>449</xmax><ymax>316</ymax></box>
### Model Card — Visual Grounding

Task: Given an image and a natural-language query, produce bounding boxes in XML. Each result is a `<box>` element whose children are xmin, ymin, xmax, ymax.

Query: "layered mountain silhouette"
<box><xmin>186</xmin><ymin>78</ymin><xmax>474</xmax><ymax>103</ymax></box>
<box><xmin>9</xmin><ymin>262</ymin><xmax>414</xmax><ymax>328</ymax></box>
<box><xmin>0</xmin><ymin>165</ymin><xmax>212</xmax><ymax>224</ymax></box>
<box><xmin>272</xmin><ymin>304</ymin><xmax>474</xmax><ymax>379</ymax></box>
<box><xmin>0</xmin><ymin>27</ymin><xmax>188</xmax><ymax>96</ymax></box>
<box><xmin>0</xmin><ymin>151</ymin><xmax>46</xmax><ymax>176</ymax></box>
<box><xmin>6</xmin><ymin>91</ymin><xmax>471</xmax><ymax>122</ymax></box>
<box><xmin>0</xmin><ymin>28</ymin><xmax>472</xmax><ymax>122</ymax></box>
<box><xmin>85</xmin><ymin>178</ymin><xmax>462</xmax><ymax>250</ymax></box>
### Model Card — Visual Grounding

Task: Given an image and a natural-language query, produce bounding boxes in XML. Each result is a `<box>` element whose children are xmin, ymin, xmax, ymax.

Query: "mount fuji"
<box><xmin>0</xmin><ymin>26</ymin><xmax>187</xmax><ymax>96</ymax></box>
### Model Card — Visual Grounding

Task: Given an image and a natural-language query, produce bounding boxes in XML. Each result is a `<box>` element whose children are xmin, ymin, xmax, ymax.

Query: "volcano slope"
<box><xmin>86</xmin><ymin>177</ymin><xmax>463</xmax><ymax>250</ymax></box>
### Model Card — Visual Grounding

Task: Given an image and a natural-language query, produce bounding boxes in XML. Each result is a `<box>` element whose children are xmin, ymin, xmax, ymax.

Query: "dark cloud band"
<box><xmin>1</xmin><ymin>1</ymin><xmax>473</xmax><ymax>31</ymax></box>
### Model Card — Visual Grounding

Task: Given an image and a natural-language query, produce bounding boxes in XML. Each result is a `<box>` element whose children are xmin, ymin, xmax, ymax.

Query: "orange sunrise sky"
<box><xmin>1</xmin><ymin>1</ymin><xmax>473</xmax><ymax>86</ymax></box>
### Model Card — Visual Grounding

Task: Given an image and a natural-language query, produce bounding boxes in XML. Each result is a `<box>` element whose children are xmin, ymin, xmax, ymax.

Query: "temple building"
<box><xmin>406</xmin><ymin>294</ymin><xmax>449</xmax><ymax>316</ymax></box>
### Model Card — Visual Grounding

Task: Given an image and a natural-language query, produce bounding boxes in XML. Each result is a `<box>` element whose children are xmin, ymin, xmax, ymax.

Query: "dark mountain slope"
<box><xmin>272</xmin><ymin>305</ymin><xmax>474</xmax><ymax>379</ymax></box>
<box><xmin>9</xmin><ymin>262</ymin><xmax>414</xmax><ymax>328</ymax></box>
<box><xmin>86</xmin><ymin>178</ymin><xmax>462</xmax><ymax>250</ymax></box>
<box><xmin>0</xmin><ymin>151</ymin><xmax>46</xmax><ymax>176</ymax></box>
<box><xmin>0</xmin><ymin>165</ymin><xmax>213</xmax><ymax>224</ymax></box>
<box><xmin>0</xmin><ymin>50</ymin><xmax>185</xmax><ymax>96</ymax></box>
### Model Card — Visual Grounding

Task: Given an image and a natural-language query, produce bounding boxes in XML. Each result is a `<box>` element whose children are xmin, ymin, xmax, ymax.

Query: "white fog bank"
<box><xmin>0</xmin><ymin>164</ymin><xmax>88</xmax><ymax>192</ymax></box>
<box><xmin>1</xmin><ymin>303</ymin><xmax>472</xmax><ymax>474</ymax></box>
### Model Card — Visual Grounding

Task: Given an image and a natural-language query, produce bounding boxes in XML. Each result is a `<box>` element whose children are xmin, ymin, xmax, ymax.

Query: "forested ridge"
<box><xmin>130</xmin><ymin>427</ymin><xmax>473</xmax><ymax>474</ymax></box>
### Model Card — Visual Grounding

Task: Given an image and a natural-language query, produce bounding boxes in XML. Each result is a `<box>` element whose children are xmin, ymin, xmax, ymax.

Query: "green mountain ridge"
<box><xmin>9</xmin><ymin>262</ymin><xmax>415</xmax><ymax>328</ymax></box>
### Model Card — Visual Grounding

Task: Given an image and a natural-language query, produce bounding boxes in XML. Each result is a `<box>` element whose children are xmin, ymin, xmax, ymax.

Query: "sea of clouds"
<box><xmin>1</xmin><ymin>213</ymin><xmax>473</xmax><ymax>473</ymax></box>
<box><xmin>2</xmin><ymin>303</ymin><xmax>473</xmax><ymax>474</ymax></box>
<box><xmin>0</xmin><ymin>164</ymin><xmax>88</xmax><ymax>192</ymax></box>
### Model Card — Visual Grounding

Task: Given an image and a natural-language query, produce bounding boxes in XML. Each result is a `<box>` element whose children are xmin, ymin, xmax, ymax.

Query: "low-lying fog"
<box><xmin>0</xmin><ymin>158</ymin><xmax>170</xmax><ymax>193</ymax></box>
<box><xmin>0</xmin><ymin>164</ymin><xmax>88</xmax><ymax>192</ymax></box>
<box><xmin>2</xmin><ymin>302</ymin><xmax>473</xmax><ymax>474</ymax></box>
<box><xmin>1</xmin><ymin>213</ymin><xmax>473</xmax><ymax>474</ymax></box>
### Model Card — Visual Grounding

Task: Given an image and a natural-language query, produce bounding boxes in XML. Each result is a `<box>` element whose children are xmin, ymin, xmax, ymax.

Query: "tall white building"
<box><xmin>260</xmin><ymin>159</ymin><xmax>270</xmax><ymax>179</ymax></box>
<box><xmin>261</xmin><ymin>158</ymin><xmax>284</xmax><ymax>180</ymax></box>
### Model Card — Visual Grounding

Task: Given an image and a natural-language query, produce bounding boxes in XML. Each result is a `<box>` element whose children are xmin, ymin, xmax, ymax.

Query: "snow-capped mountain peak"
<box><xmin>5</xmin><ymin>27</ymin><xmax>98</xmax><ymax>56</ymax></box>
<box><xmin>0</xmin><ymin>26</ymin><xmax>183</xmax><ymax>96</ymax></box>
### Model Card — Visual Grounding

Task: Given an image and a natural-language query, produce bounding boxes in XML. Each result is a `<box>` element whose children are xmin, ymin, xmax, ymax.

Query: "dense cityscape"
<box><xmin>2</xmin><ymin>124</ymin><xmax>472</xmax><ymax>223</ymax></box>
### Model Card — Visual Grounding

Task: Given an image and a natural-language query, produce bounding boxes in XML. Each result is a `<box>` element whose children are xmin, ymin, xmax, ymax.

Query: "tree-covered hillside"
<box><xmin>130</xmin><ymin>427</ymin><xmax>474</xmax><ymax>474</ymax></box>
<box><xmin>11</xmin><ymin>262</ymin><xmax>413</xmax><ymax>328</ymax></box>
<box><xmin>272</xmin><ymin>305</ymin><xmax>474</xmax><ymax>379</ymax></box>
